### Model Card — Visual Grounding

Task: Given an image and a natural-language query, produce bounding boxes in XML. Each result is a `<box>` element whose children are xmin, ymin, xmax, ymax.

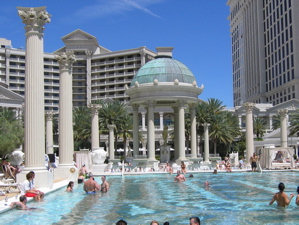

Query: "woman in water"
<box><xmin>66</xmin><ymin>181</ymin><xmax>74</xmax><ymax>192</ymax></box>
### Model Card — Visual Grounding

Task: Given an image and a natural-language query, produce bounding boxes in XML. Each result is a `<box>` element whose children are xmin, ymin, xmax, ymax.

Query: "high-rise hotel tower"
<box><xmin>227</xmin><ymin>0</ymin><xmax>299</xmax><ymax>106</ymax></box>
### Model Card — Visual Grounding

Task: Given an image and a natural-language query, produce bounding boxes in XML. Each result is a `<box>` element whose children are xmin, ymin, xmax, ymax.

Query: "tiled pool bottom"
<box><xmin>1</xmin><ymin>172</ymin><xmax>299</xmax><ymax>225</ymax></box>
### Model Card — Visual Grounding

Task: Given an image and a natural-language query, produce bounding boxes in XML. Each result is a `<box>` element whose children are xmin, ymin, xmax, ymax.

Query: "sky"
<box><xmin>0</xmin><ymin>0</ymin><xmax>233</xmax><ymax>106</ymax></box>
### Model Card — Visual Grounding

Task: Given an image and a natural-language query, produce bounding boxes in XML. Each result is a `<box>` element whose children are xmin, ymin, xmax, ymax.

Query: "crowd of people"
<box><xmin>115</xmin><ymin>216</ymin><xmax>201</xmax><ymax>225</ymax></box>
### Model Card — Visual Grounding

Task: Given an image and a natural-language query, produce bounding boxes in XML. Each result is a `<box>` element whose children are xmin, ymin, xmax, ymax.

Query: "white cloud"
<box><xmin>73</xmin><ymin>0</ymin><xmax>163</xmax><ymax>21</ymax></box>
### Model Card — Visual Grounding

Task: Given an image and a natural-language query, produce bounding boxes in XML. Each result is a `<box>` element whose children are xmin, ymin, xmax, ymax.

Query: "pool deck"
<box><xmin>0</xmin><ymin>168</ymin><xmax>298</xmax><ymax>214</ymax></box>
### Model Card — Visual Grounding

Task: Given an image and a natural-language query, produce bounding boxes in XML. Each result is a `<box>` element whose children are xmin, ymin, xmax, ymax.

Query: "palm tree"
<box><xmin>253</xmin><ymin>117</ymin><xmax>267</xmax><ymax>140</ymax></box>
<box><xmin>118</xmin><ymin>113</ymin><xmax>133</xmax><ymax>160</ymax></box>
<box><xmin>289</xmin><ymin>109</ymin><xmax>299</xmax><ymax>136</ymax></box>
<box><xmin>73</xmin><ymin>106</ymin><xmax>91</xmax><ymax>150</ymax></box>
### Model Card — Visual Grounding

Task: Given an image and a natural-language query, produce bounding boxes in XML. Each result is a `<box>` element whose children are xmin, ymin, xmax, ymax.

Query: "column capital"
<box><xmin>146</xmin><ymin>100</ymin><xmax>155</xmax><ymax>107</ymax></box>
<box><xmin>89</xmin><ymin>104</ymin><xmax>101</xmax><ymax>114</ymax></box>
<box><xmin>189</xmin><ymin>103</ymin><xmax>196</xmax><ymax>110</ymax></box>
<box><xmin>278</xmin><ymin>109</ymin><xmax>288</xmax><ymax>117</ymax></box>
<box><xmin>17</xmin><ymin>7</ymin><xmax>51</xmax><ymax>36</ymax></box>
<box><xmin>203</xmin><ymin>122</ymin><xmax>210</xmax><ymax>128</ymax></box>
<box><xmin>243</xmin><ymin>102</ymin><xmax>255</xmax><ymax>113</ymax></box>
<box><xmin>108</xmin><ymin>124</ymin><xmax>116</xmax><ymax>131</ymax></box>
<box><xmin>85</xmin><ymin>50</ymin><xmax>93</xmax><ymax>57</ymax></box>
<box><xmin>55</xmin><ymin>51</ymin><xmax>76</xmax><ymax>71</ymax></box>
<box><xmin>45</xmin><ymin>111</ymin><xmax>54</xmax><ymax>121</ymax></box>
<box><xmin>159</xmin><ymin>112</ymin><xmax>164</xmax><ymax>116</ymax></box>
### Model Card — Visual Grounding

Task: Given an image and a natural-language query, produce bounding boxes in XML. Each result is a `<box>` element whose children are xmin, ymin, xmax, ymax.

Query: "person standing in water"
<box><xmin>269</xmin><ymin>182</ymin><xmax>294</xmax><ymax>207</ymax></box>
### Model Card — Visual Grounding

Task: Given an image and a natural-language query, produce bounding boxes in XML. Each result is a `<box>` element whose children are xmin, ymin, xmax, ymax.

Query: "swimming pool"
<box><xmin>0</xmin><ymin>172</ymin><xmax>299</xmax><ymax>224</ymax></box>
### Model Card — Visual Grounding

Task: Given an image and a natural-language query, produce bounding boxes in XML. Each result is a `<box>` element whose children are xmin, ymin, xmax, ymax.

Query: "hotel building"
<box><xmin>227</xmin><ymin>0</ymin><xmax>299</xmax><ymax>106</ymax></box>
<box><xmin>0</xmin><ymin>29</ymin><xmax>156</xmax><ymax>112</ymax></box>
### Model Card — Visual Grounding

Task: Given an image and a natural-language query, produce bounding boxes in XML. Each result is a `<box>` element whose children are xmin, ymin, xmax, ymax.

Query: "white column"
<box><xmin>85</xmin><ymin>50</ymin><xmax>92</xmax><ymax>105</ymax></box>
<box><xmin>190</xmin><ymin>105</ymin><xmax>197</xmax><ymax>159</ymax></box>
<box><xmin>269</xmin><ymin>114</ymin><xmax>273</xmax><ymax>130</ymax></box>
<box><xmin>159</xmin><ymin>112</ymin><xmax>164</xmax><ymax>130</ymax></box>
<box><xmin>46</xmin><ymin>112</ymin><xmax>54</xmax><ymax>154</ymax></box>
<box><xmin>173</xmin><ymin>107</ymin><xmax>179</xmax><ymax>160</ymax></box>
<box><xmin>141</xmin><ymin>112</ymin><xmax>146</xmax><ymax>131</ymax></box>
<box><xmin>238</xmin><ymin>115</ymin><xmax>242</xmax><ymax>128</ymax></box>
<box><xmin>147</xmin><ymin>102</ymin><xmax>156</xmax><ymax>161</ymax></box>
<box><xmin>56</xmin><ymin>52</ymin><xmax>76</xmax><ymax>166</ymax></box>
<box><xmin>278</xmin><ymin>109</ymin><xmax>288</xmax><ymax>148</ymax></box>
<box><xmin>17</xmin><ymin>7</ymin><xmax>50</xmax><ymax>169</ymax></box>
<box><xmin>132</xmin><ymin>105</ymin><xmax>139</xmax><ymax>158</ymax></box>
<box><xmin>204</xmin><ymin>123</ymin><xmax>210</xmax><ymax>162</ymax></box>
<box><xmin>108</xmin><ymin>125</ymin><xmax>116</xmax><ymax>161</ymax></box>
<box><xmin>177</xmin><ymin>103</ymin><xmax>186</xmax><ymax>161</ymax></box>
<box><xmin>244</xmin><ymin>102</ymin><xmax>255</xmax><ymax>163</ymax></box>
<box><xmin>90</xmin><ymin>104</ymin><xmax>101</xmax><ymax>151</ymax></box>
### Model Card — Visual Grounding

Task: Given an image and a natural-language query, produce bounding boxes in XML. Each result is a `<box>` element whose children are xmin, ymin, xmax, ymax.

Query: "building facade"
<box><xmin>0</xmin><ymin>29</ymin><xmax>156</xmax><ymax>112</ymax></box>
<box><xmin>227</xmin><ymin>0</ymin><xmax>299</xmax><ymax>106</ymax></box>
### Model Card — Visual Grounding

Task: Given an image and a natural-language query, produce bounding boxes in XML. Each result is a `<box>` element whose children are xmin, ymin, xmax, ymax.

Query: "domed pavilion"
<box><xmin>126</xmin><ymin>47</ymin><xmax>203</xmax><ymax>166</ymax></box>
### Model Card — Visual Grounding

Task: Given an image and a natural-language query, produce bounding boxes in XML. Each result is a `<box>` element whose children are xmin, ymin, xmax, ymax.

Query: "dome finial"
<box><xmin>155</xmin><ymin>47</ymin><xmax>173</xmax><ymax>58</ymax></box>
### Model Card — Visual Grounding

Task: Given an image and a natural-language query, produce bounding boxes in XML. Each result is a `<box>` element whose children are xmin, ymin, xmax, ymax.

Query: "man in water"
<box><xmin>250</xmin><ymin>153</ymin><xmax>258</xmax><ymax>172</ymax></box>
<box><xmin>10</xmin><ymin>195</ymin><xmax>28</xmax><ymax>210</ymax></box>
<box><xmin>83</xmin><ymin>173</ymin><xmax>100</xmax><ymax>194</ymax></box>
<box><xmin>269</xmin><ymin>182</ymin><xmax>294</xmax><ymax>207</ymax></box>
<box><xmin>174</xmin><ymin>170</ymin><xmax>186</xmax><ymax>182</ymax></box>
<box><xmin>101</xmin><ymin>176</ymin><xmax>110</xmax><ymax>192</ymax></box>
<box><xmin>189</xmin><ymin>216</ymin><xmax>200</xmax><ymax>225</ymax></box>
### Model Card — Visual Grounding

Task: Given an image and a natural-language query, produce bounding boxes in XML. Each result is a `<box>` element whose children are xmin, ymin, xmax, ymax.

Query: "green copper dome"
<box><xmin>131</xmin><ymin>58</ymin><xmax>196</xmax><ymax>85</ymax></box>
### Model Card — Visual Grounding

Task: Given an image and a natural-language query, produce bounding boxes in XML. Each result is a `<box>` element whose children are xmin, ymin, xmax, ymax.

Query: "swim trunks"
<box><xmin>251</xmin><ymin>162</ymin><xmax>257</xmax><ymax>168</ymax></box>
<box><xmin>86</xmin><ymin>191</ymin><xmax>96</xmax><ymax>194</ymax></box>
<box><xmin>25</xmin><ymin>193</ymin><xmax>38</xmax><ymax>198</ymax></box>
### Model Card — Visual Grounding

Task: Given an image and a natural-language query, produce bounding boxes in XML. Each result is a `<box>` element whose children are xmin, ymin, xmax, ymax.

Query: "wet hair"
<box><xmin>116</xmin><ymin>219</ymin><xmax>127</xmax><ymax>225</ymax></box>
<box><xmin>67</xmin><ymin>181</ymin><xmax>74</xmax><ymax>188</ymax></box>
<box><xmin>19</xmin><ymin>195</ymin><xmax>27</xmax><ymax>203</ymax></box>
<box><xmin>190</xmin><ymin>217</ymin><xmax>200</xmax><ymax>224</ymax></box>
<box><xmin>163</xmin><ymin>222</ymin><xmax>170</xmax><ymax>225</ymax></box>
<box><xmin>150</xmin><ymin>221</ymin><xmax>159</xmax><ymax>225</ymax></box>
<box><xmin>278</xmin><ymin>182</ymin><xmax>285</xmax><ymax>192</ymax></box>
<box><xmin>297</xmin><ymin>186</ymin><xmax>299</xmax><ymax>194</ymax></box>
<box><xmin>26</xmin><ymin>171</ymin><xmax>34</xmax><ymax>180</ymax></box>
<box><xmin>189</xmin><ymin>174</ymin><xmax>194</xmax><ymax>178</ymax></box>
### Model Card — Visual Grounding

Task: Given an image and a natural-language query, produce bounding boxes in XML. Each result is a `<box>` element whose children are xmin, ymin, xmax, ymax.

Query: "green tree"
<box><xmin>253</xmin><ymin>117</ymin><xmax>267</xmax><ymax>140</ymax></box>
<box><xmin>289</xmin><ymin>109</ymin><xmax>299</xmax><ymax>136</ymax></box>
<box><xmin>0</xmin><ymin>108</ymin><xmax>23</xmax><ymax>157</ymax></box>
<box><xmin>73</xmin><ymin>106</ymin><xmax>91</xmax><ymax>150</ymax></box>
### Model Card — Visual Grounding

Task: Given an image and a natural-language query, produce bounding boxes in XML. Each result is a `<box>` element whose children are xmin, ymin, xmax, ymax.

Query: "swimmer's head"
<box><xmin>19</xmin><ymin>195</ymin><xmax>27</xmax><ymax>203</ymax></box>
<box><xmin>297</xmin><ymin>186</ymin><xmax>299</xmax><ymax>194</ymax></box>
<box><xmin>278</xmin><ymin>182</ymin><xmax>285</xmax><ymax>192</ymax></box>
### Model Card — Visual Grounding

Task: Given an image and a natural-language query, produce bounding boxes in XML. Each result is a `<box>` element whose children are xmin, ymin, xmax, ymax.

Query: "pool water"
<box><xmin>1</xmin><ymin>172</ymin><xmax>299</xmax><ymax>225</ymax></box>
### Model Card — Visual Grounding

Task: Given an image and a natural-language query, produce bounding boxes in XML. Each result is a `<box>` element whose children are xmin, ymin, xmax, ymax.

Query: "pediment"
<box><xmin>62</xmin><ymin>29</ymin><xmax>98</xmax><ymax>45</ymax></box>
<box><xmin>0</xmin><ymin>85</ymin><xmax>24</xmax><ymax>107</ymax></box>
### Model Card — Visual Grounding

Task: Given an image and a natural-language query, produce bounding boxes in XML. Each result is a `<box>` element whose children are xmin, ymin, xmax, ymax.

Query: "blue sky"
<box><xmin>0</xmin><ymin>0</ymin><xmax>233</xmax><ymax>106</ymax></box>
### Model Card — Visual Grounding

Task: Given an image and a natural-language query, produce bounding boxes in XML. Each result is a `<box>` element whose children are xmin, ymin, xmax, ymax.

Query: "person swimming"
<box><xmin>269</xmin><ymin>182</ymin><xmax>294</xmax><ymax>207</ymax></box>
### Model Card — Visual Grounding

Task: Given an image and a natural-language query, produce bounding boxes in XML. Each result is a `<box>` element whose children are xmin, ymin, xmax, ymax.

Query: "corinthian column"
<box><xmin>90</xmin><ymin>104</ymin><xmax>101</xmax><ymax>151</ymax></box>
<box><xmin>147</xmin><ymin>101</ymin><xmax>156</xmax><ymax>161</ymax></box>
<box><xmin>244</xmin><ymin>102</ymin><xmax>255</xmax><ymax>163</ymax></box>
<box><xmin>46</xmin><ymin>112</ymin><xmax>54</xmax><ymax>154</ymax></box>
<box><xmin>177</xmin><ymin>102</ymin><xmax>186</xmax><ymax>162</ymax></box>
<box><xmin>56</xmin><ymin>52</ymin><xmax>76</xmax><ymax>166</ymax></box>
<box><xmin>132</xmin><ymin>104</ymin><xmax>139</xmax><ymax>158</ymax></box>
<box><xmin>204</xmin><ymin>123</ymin><xmax>210</xmax><ymax>162</ymax></box>
<box><xmin>108</xmin><ymin>125</ymin><xmax>116</xmax><ymax>161</ymax></box>
<box><xmin>278</xmin><ymin>109</ymin><xmax>288</xmax><ymax>148</ymax></box>
<box><xmin>17</xmin><ymin>7</ymin><xmax>50</xmax><ymax>169</ymax></box>
<box><xmin>190</xmin><ymin>104</ymin><xmax>197</xmax><ymax>159</ymax></box>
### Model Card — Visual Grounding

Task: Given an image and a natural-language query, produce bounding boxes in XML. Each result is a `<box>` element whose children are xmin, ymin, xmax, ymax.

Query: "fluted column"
<box><xmin>18</xmin><ymin>7</ymin><xmax>50</xmax><ymax>169</ymax></box>
<box><xmin>238</xmin><ymin>115</ymin><xmax>242</xmax><ymax>128</ymax></box>
<box><xmin>190</xmin><ymin>105</ymin><xmax>197</xmax><ymax>158</ymax></box>
<box><xmin>141</xmin><ymin>112</ymin><xmax>146</xmax><ymax>131</ymax></box>
<box><xmin>147</xmin><ymin>102</ymin><xmax>155</xmax><ymax>161</ymax></box>
<box><xmin>278</xmin><ymin>109</ymin><xmax>288</xmax><ymax>148</ymax></box>
<box><xmin>159</xmin><ymin>112</ymin><xmax>164</xmax><ymax>130</ymax></box>
<box><xmin>204</xmin><ymin>123</ymin><xmax>210</xmax><ymax>162</ymax></box>
<box><xmin>132</xmin><ymin>105</ymin><xmax>139</xmax><ymax>158</ymax></box>
<box><xmin>56</xmin><ymin>52</ymin><xmax>76</xmax><ymax>166</ymax></box>
<box><xmin>90</xmin><ymin>104</ymin><xmax>101</xmax><ymax>151</ymax></box>
<box><xmin>244</xmin><ymin>102</ymin><xmax>255</xmax><ymax>163</ymax></box>
<box><xmin>46</xmin><ymin>112</ymin><xmax>54</xmax><ymax>154</ymax></box>
<box><xmin>178</xmin><ymin>102</ymin><xmax>186</xmax><ymax>161</ymax></box>
<box><xmin>269</xmin><ymin>114</ymin><xmax>273</xmax><ymax>130</ymax></box>
<box><xmin>85</xmin><ymin>50</ymin><xmax>93</xmax><ymax>105</ymax></box>
<box><xmin>108</xmin><ymin>125</ymin><xmax>116</xmax><ymax>160</ymax></box>
<box><xmin>173</xmin><ymin>107</ymin><xmax>179</xmax><ymax>160</ymax></box>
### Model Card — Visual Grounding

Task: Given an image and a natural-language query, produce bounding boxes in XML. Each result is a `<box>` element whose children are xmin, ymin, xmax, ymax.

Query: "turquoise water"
<box><xmin>1</xmin><ymin>172</ymin><xmax>299</xmax><ymax>224</ymax></box>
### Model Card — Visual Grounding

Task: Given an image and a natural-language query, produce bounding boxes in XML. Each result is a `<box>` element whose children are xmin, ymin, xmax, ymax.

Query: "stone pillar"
<box><xmin>18</xmin><ymin>7</ymin><xmax>50</xmax><ymax>169</ymax></box>
<box><xmin>204</xmin><ymin>123</ymin><xmax>210</xmax><ymax>162</ymax></box>
<box><xmin>147</xmin><ymin>102</ymin><xmax>156</xmax><ymax>161</ymax></box>
<box><xmin>159</xmin><ymin>112</ymin><xmax>164</xmax><ymax>130</ymax></box>
<box><xmin>269</xmin><ymin>114</ymin><xmax>273</xmax><ymax>130</ymax></box>
<box><xmin>90</xmin><ymin>104</ymin><xmax>101</xmax><ymax>151</ymax></box>
<box><xmin>141</xmin><ymin>112</ymin><xmax>146</xmax><ymax>131</ymax></box>
<box><xmin>56</xmin><ymin>51</ymin><xmax>76</xmax><ymax>167</ymax></box>
<box><xmin>140</xmin><ymin>47</ymin><xmax>146</xmax><ymax>66</ymax></box>
<box><xmin>244</xmin><ymin>102</ymin><xmax>255</xmax><ymax>163</ymax></box>
<box><xmin>177</xmin><ymin>102</ymin><xmax>186</xmax><ymax>161</ymax></box>
<box><xmin>190</xmin><ymin>105</ymin><xmax>197</xmax><ymax>159</ymax></box>
<box><xmin>132</xmin><ymin>105</ymin><xmax>139</xmax><ymax>158</ymax></box>
<box><xmin>17</xmin><ymin>7</ymin><xmax>53</xmax><ymax>188</ymax></box>
<box><xmin>46</xmin><ymin>112</ymin><xmax>54</xmax><ymax>154</ymax></box>
<box><xmin>85</xmin><ymin>50</ymin><xmax>93</xmax><ymax>105</ymax></box>
<box><xmin>278</xmin><ymin>109</ymin><xmax>288</xmax><ymax>148</ymax></box>
<box><xmin>173</xmin><ymin>107</ymin><xmax>179</xmax><ymax>160</ymax></box>
<box><xmin>108</xmin><ymin>125</ymin><xmax>116</xmax><ymax>161</ymax></box>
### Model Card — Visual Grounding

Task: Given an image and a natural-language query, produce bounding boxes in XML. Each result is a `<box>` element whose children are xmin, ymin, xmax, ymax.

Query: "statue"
<box><xmin>9</xmin><ymin>150</ymin><xmax>24</xmax><ymax>166</ymax></box>
<box><xmin>91</xmin><ymin>148</ymin><xmax>107</xmax><ymax>164</ymax></box>
<box><xmin>160</xmin><ymin>125</ymin><xmax>170</xmax><ymax>163</ymax></box>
